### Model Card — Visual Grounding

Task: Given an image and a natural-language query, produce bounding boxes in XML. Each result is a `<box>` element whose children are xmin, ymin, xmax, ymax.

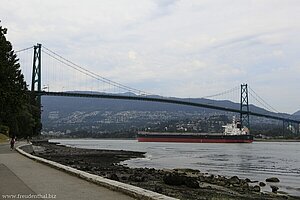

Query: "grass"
<box><xmin>0</xmin><ymin>133</ymin><xmax>9</xmax><ymax>143</ymax></box>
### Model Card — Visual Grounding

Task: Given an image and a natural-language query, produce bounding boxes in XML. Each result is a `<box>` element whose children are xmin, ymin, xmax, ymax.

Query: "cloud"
<box><xmin>1</xmin><ymin>0</ymin><xmax>300</xmax><ymax>113</ymax></box>
<box><xmin>128</xmin><ymin>51</ymin><xmax>137</xmax><ymax>60</ymax></box>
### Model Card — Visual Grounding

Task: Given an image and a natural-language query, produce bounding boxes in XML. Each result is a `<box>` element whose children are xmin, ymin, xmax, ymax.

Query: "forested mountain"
<box><xmin>41</xmin><ymin>91</ymin><xmax>296</xmax><ymax>127</ymax></box>
<box><xmin>41</xmin><ymin>91</ymin><xmax>292</xmax><ymax>118</ymax></box>
<box><xmin>293</xmin><ymin>110</ymin><xmax>300</xmax><ymax>116</ymax></box>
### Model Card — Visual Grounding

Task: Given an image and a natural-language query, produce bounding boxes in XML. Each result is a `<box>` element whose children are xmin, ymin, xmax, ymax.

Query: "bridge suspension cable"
<box><xmin>42</xmin><ymin>46</ymin><xmax>151</xmax><ymax>96</ymax></box>
<box><xmin>201</xmin><ymin>86</ymin><xmax>239</xmax><ymax>99</ymax></box>
<box><xmin>15</xmin><ymin>46</ymin><xmax>34</xmax><ymax>53</ymax></box>
<box><xmin>248</xmin><ymin>87</ymin><xmax>279</xmax><ymax>113</ymax></box>
<box><xmin>15</xmin><ymin>46</ymin><xmax>35</xmax><ymax>89</ymax></box>
<box><xmin>199</xmin><ymin>86</ymin><xmax>240</xmax><ymax>105</ymax></box>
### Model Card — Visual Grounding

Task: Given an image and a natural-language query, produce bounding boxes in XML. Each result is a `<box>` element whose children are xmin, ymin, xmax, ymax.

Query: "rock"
<box><xmin>204</xmin><ymin>175</ymin><xmax>215</xmax><ymax>184</ymax></box>
<box><xmin>241</xmin><ymin>182</ymin><xmax>249</xmax><ymax>189</ymax></box>
<box><xmin>198</xmin><ymin>175</ymin><xmax>205</xmax><ymax>182</ymax></box>
<box><xmin>217</xmin><ymin>176</ymin><xmax>226</xmax><ymax>181</ymax></box>
<box><xmin>128</xmin><ymin>175</ymin><xmax>145</xmax><ymax>182</ymax></box>
<box><xmin>271</xmin><ymin>185</ymin><xmax>279</xmax><ymax>193</ymax></box>
<box><xmin>266</xmin><ymin>177</ymin><xmax>280</xmax><ymax>182</ymax></box>
<box><xmin>245</xmin><ymin>178</ymin><xmax>251</xmax><ymax>183</ymax></box>
<box><xmin>184</xmin><ymin>177</ymin><xmax>200</xmax><ymax>189</ymax></box>
<box><xmin>217</xmin><ymin>180</ymin><xmax>226</xmax><ymax>186</ymax></box>
<box><xmin>154</xmin><ymin>185</ymin><xmax>163</xmax><ymax>193</ymax></box>
<box><xmin>259</xmin><ymin>182</ymin><xmax>266</xmax><ymax>187</ymax></box>
<box><xmin>66</xmin><ymin>160</ymin><xmax>74</xmax><ymax>165</ymax></box>
<box><xmin>137</xmin><ymin>176</ymin><xmax>146</xmax><ymax>182</ymax></box>
<box><xmin>228</xmin><ymin>176</ymin><xmax>240</xmax><ymax>185</ymax></box>
<box><xmin>108</xmin><ymin>173</ymin><xmax>119</xmax><ymax>181</ymax></box>
<box><xmin>163</xmin><ymin>173</ymin><xmax>185</xmax><ymax>186</ymax></box>
<box><xmin>178</xmin><ymin>168</ymin><xmax>200</xmax><ymax>173</ymax></box>
<box><xmin>149</xmin><ymin>168</ymin><xmax>156</xmax><ymax>173</ymax></box>
<box><xmin>252</xmin><ymin>185</ymin><xmax>261</xmax><ymax>192</ymax></box>
<box><xmin>82</xmin><ymin>166</ymin><xmax>91</xmax><ymax>171</ymax></box>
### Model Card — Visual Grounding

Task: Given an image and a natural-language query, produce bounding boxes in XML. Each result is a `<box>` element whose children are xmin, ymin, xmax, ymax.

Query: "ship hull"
<box><xmin>137</xmin><ymin>133</ymin><xmax>253</xmax><ymax>143</ymax></box>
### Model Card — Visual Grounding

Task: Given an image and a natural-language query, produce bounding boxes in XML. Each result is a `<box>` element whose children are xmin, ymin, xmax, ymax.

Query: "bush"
<box><xmin>0</xmin><ymin>125</ymin><xmax>9</xmax><ymax>136</ymax></box>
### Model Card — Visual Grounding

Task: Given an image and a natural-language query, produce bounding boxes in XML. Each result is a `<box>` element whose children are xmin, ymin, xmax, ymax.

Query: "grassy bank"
<box><xmin>0</xmin><ymin>133</ymin><xmax>9</xmax><ymax>143</ymax></box>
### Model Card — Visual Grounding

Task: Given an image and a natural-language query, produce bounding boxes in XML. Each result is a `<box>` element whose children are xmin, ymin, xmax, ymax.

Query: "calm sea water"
<box><xmin>50</xmin><ymin>139</ymin><xmax>300</xmax><ymax>196</ymax></box>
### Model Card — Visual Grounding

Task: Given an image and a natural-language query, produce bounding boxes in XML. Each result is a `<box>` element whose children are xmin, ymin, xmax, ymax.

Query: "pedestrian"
<box><xmin>10</xmin><ymin>136</ymin><xmax>15</xmax><ymax>150</ymax></box>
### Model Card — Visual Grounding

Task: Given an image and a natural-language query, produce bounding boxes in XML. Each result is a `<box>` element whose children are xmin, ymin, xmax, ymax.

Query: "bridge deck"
<box><xmin>38</xmin><ymin>91</ymin><xmax>300</xmax><ymax>124</ymax></box>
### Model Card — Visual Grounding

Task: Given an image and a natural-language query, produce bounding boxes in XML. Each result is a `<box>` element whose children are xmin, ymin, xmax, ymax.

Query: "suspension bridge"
<box><xmin>16</xmin><ymin>43</ymin><xmax>300</xmax><ymax>134</ymax></box>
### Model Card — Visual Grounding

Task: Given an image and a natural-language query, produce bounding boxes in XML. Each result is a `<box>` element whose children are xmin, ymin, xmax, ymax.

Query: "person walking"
<box><xmin>10</xmin><ymin>136</ymin><xmax>16</xmax><ymax>150</ymax></box>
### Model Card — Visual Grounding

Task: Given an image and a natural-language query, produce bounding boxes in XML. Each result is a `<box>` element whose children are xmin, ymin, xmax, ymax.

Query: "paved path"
<box><xmin>0</xmin><ymin>142</ymin><xmax>135</xmax><ymax>200</ymax></box>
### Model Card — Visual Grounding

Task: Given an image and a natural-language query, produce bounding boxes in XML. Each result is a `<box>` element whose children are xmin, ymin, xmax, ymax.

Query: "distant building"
<box><xmin>48</xmin><ymin>111</ymin><xmax>59</xmax><ymax>120</ymax></box>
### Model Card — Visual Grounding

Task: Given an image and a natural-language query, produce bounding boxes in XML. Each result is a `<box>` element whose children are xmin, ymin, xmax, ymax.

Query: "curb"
<box><xmin>16</xmin><ymin>144</ymin><xmax>178</xmax><ymax>200</ymax></box>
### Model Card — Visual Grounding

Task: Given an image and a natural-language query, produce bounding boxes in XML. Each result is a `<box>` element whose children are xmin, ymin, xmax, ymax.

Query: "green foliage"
<box><xmin>0</xmin><ymin>21</ymin><xmax>41</xmax><ymax>137</ymax></box>
<box><xmin>0</xmin><ymin>133</ymin><xmax>9</xmax><ymax>142</ymax></box>
<box><xmin>0</xmin><ymin>125</ymin><xmax>9</xmax><ymax>136</ymax></box>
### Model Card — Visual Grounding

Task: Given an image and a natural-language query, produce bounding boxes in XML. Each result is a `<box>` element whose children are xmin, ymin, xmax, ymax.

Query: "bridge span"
<box><xmin>38</xmin><ymin>91</ymin><xmax>300</xmax><ymax>124</ymax></box>
<box><xmin>15</xmin><ymin>43</ymin><xmax>300</xmax><ymax>133</ymax></box>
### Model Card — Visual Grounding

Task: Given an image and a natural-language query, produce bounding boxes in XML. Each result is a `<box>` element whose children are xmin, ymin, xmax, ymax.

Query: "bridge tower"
<box><xmin>31</xmin><ymin>43</ymin><xmax>42</xmax><ymax>93</ymax></box>
<box><xmin>240</xmin><ymin>84</ymin><xmax>250</xmax><ymax>129</ymax></box>
<box><xmin>31</xmin><ymin>43</ymin><xmax>42</xmax><ymax>134</ymax></box>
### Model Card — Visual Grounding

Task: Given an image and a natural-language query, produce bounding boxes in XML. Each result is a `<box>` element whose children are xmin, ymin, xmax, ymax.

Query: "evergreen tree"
<box><xmin>0</xmin><ymin>21</ymin><xmax>40</xmax><ymax>137</ymax></box>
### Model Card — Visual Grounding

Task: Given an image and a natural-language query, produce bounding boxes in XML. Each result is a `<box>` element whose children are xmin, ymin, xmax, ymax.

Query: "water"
<box><xmin>50</xmin><ymin>139</ymin><xmax>300</xmax><ymax>196</ymax></box>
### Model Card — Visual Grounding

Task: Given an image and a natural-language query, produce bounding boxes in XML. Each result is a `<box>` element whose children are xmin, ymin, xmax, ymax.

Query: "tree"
<box><xmin>0</xmin><ymin>21</ymin><xmax>40</xmax><ymax>137</ymax></box>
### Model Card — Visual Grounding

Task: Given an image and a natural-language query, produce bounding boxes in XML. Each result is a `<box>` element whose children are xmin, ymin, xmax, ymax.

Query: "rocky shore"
<box><xmin>32</xmin><ymin>141</ymin><xmax>299</xmax><ymax>200</ymax></box>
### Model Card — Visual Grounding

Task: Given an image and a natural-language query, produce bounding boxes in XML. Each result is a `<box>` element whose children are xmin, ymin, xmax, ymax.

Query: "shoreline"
<box><xmin>254</xmin><ymin>139</ymin><xmax>300</xmax><ymax>142</ymax></box>
<box><xmin>32</xmin><ymin>141</ymin><xmax>298</xmax><ymax>200</ymax></box>
<box><xmin>47</xmin><ymin>137</ymin><xmax>300</xmax><ymax>142</ymax></box>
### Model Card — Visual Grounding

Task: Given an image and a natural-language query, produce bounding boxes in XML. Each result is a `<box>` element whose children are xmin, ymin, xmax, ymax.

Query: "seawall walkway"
<box><xmin>0</xmin><ymin>142</ymin><xmax>134</xmax><ymax>200</ymax></box>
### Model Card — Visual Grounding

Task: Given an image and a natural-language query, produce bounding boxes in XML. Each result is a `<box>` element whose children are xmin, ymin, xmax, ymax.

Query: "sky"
<box><xmin>1</xmin><ymin>0</ymin><xmax>300</xmax><ymax>114</ymax></box>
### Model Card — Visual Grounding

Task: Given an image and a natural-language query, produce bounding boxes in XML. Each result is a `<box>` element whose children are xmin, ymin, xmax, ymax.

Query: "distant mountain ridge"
<box><xmin>41</xmin><ymin>91</ymin><xmax>296</xmax><ymax>121</ymax></box>
<box><xmin>293</xmin><ymin>110</ymin><xmax>300</xmax><ymax>116</ymax></box>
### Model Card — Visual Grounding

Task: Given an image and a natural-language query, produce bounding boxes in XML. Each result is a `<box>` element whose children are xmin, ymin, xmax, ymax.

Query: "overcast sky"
<box><xmin>1</xmin><ymin>0</ymin><xmax>300</xmax><ymax>113</ymax></box>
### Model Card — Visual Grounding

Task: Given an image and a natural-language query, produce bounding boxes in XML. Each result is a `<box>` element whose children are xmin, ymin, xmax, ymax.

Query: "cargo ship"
<box><xmin>137</xmin><ymin>117</ymin><xmax>253</xmax><ymax>143</ymax></box>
